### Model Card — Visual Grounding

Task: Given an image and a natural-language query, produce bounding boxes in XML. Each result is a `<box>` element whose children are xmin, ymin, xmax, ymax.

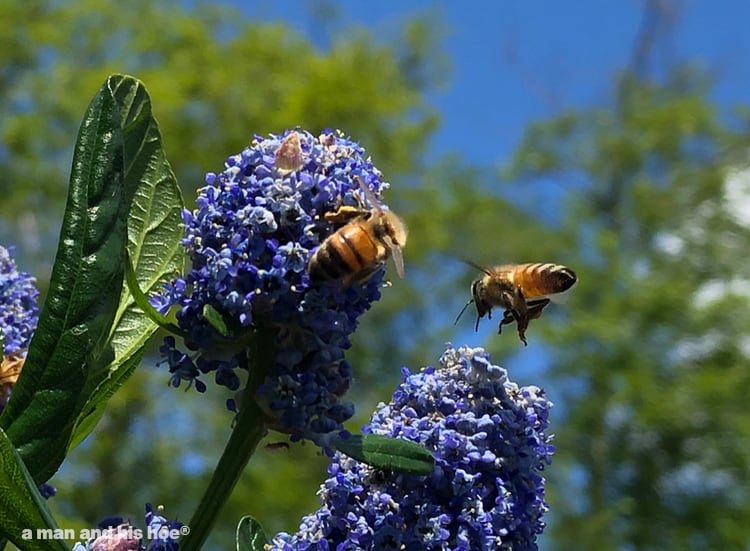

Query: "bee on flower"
<box><xmin>154</xmin><ymin>130</ymin><xmax>406</xmax><ymax>441</ymax></box>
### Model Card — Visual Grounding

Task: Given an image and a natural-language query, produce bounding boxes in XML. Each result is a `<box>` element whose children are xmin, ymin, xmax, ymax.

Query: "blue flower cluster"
<box><xmin>144</xmin><ymin>503</ymin><xmax>183</xmax><ymax>551</ymax></box>
<box><xmin>0</xmin><ymin>245</ymin><xmax>39</xmax><ymax>411</ymax></box>
<box><xmin>0</xmin><ymin>245</ymin><xmax>39</xmax><ymax>355</ymax></box>
<box><xmin>72</xmin><ymin>503</ymin><xmax>183</xmax><ymax>551</ymax></box>
<box><xmin>0</xmin><ymin>246</ymin><xmax>55</xmax><ymax>500</ymax></box>
<box><xmin>155</xmin><ymin>130</ymin><xmax>398</xmax><ymax>440</ymax></box>
<box><xmin>270</xmin><ymin>345</ymin><xmax>554</xmax><ymax>551</ymax></box>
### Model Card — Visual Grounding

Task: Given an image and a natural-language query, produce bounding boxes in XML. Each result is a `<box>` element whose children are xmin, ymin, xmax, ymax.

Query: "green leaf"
<box><xmin>331</xmin><ymin>434</ymin><xmax>435</xmax><ymax>475</ymax></box>
<box><xmin>0</xmin><ymin>75</ymin><xmax>131</xmax><ymax>482</ymax></box>
<box><xmin>0</xmin><ymin>74</ymin><xmax>183</xmax><ymax>481</ymax></box>
<box><xmin>0</xmin><ymin>427</ymin><xmax>71</xmax><ymax>551</ymax></box>
<box><xmin>70</xmin><ymin>75</ymin><xmax>185</xmax><ymax>449</ymax></box>
<box><xmin>203</xmin><ymin>304</ymin><xmax>231</xmax><ymax>337</ymax></box>
<box><xmin>235</xmin><ymin>516</ymin><xmax>267</xmax><ymax>551</ymax></box>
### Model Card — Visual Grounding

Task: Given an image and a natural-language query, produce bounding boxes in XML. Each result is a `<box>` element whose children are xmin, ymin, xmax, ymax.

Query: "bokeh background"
<box><xmin>3</xmin><ymin>1</ymin><xmax>750</xmax><ymax>549</ymax></box>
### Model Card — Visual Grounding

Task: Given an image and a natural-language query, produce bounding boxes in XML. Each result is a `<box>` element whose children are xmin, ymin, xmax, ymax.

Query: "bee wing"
<box><xmin>525</xmin><ymin>279</ymin><xmax>578</xmax><ymax>304</ymax></box>
<box><xmin>355</xmin><ymin>174</ymin><xmax>406</xmax><ymax>278</ymax></box>
<box><xmin>458</xmin><ymin>257</ymin><xmax>493</xmax><ymax>277</ymax></box>
<box><xmin>525</xmin><ymin>298</ymin><xmax>551</xmax><ymax>319</ymax></box>
<box><xmin>546</xmin><ymin>284</ymin><xmax>577</xmax><ymax>303</ymax></box>
<box><xmin>354</xmin><ymin>175</ymin><xmax>384</xmax><ymax>213</ymax></box>
<box><xmin>389</xmin><ymin>239</ymin><xmax>405</xmax><ymax>278</ymax></box>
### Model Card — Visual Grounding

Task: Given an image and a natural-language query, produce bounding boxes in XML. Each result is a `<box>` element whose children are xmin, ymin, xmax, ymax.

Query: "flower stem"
<box><xmin>179</xmin><ymin>327</ymin><xmax>276</xmax><ymax>551</ymax></box>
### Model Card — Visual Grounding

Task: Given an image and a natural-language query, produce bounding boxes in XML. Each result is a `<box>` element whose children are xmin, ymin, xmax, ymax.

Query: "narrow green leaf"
<box><xmin>331</xmin><ymin>434</ymin><xmax>435</xmax><ymax>475</ymax></box>
<box><xmin>0</xmin><ymin>428</ymin><xmax>71</xmax><ymax>551</ymax></box>
<box><xmin>235</xmin><ymin>516</ymin><xmax>267</xmax><ymax>551</ymax></box>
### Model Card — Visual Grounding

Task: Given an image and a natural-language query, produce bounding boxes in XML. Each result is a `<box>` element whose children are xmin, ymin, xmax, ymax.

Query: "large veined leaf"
<box><xmin>0</xmin><ymin>75</ymin><xmax>183</xmax><ymax>483</ymax></box>
<box><xmin>70</xmin><ymin>75</ymin><xmax>184</xmax><ymax>449</ymax></box>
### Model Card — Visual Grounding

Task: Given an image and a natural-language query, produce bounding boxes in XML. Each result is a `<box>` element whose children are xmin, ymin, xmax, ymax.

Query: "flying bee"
<box><xmin>308</xmin><ymin>176</ymin><xmax>408</xmax><ymax>286</ymax></box>
<box><xmin>455</xmin><ymin>262</ymin><xmax>577</xmax><ymax>346</ymax></box>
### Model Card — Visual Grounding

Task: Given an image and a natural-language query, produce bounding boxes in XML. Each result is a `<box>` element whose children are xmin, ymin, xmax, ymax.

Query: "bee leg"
<box><xmin>323</xmin><ymin>205</ymin><xmax>367</xmax><ymax>224</ymax></box>
<box><xmin>505</xmin><ymin>287</ymin><xmax>529</xmax><ymax>345</ymax></box>
<box><xmin>515</xmin><ymin>299</ymin><xmax>550</xmax><ymax>346</ymax></box>
<box><xmin>497</xmin><ymin>309</ymin><xmax>515</xmax><ymax>335</ymax></box>
<box><xmin>465</xmin><ymin>297</ymin><xmax>495</xmax><ymax>333</ymax></box>
<box><xmin>515</xmin><ymin>315</ymin><xmax>530</xmax><ymax>346</ymax></box>
<box><xmin>498</xmin><ymin>308</ymin><xmax>529</xmax><ymax>345</ymax></box>
<box><xmin>338</xmin><ymin>274</ymin><xmax>353</xmax><ymax>290</ymax></box>
<box><xmin>471</xmin><ymin>307</ymin><xmax>489</xmax><ymax>332</ymax></box>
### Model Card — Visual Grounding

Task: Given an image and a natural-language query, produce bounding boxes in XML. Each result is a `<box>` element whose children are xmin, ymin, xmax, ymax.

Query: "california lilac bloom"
<box><xmin>154</xmin><ymin>130</ymin><xmax>400</xmax><ymax>441</ymax></box>
<box><xmin>81</xmin><ymin>523</ymin><xmax>140</xmax><ymax>551</ymax></box>
<box><xmin>270</xmin><ymin>345</ymin><xmax>555</xmax><ymax>551</ymax></box>
<box><xmin>0</xmin><ymin>245</ymin><xmax>39</xmax><ymax>355</ymax></box>
<box><xmin>72</xmin><ymin>504</ymin><xmax>183</xmax><ymax>551</ymax></box>
<box><xmin>38</xmin><ymin>483</ymin><xmax>57</xmax><ymax>499</ymax></box>
<box><xmin>0</xmin><ymin>245</ymin><xmax>39</xmax><ymax>411</ymax></box>
<box><xmin>145</xmin><ymin>503</ymin><xmax>183</xmax><ymax>551</ymax></box>
<box><xmin>0</xmin><ymin>246</ymin><xmax>54</xmax><ymax>500</ymax></box>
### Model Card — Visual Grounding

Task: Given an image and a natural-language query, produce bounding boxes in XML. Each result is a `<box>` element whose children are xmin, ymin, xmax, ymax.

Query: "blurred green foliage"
<box><xmin>506</xmin><ymin>70</ymin><xmax>750</xmax><ymax>550</ymax></box>
<box><xmin>3</xmin><ymin>1</ymin><xmax>750</xmax><ymax>550</ymax></box>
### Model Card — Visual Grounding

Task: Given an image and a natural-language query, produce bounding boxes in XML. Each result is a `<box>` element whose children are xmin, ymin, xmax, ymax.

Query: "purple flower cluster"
<box><xmin>144</xmin><ymin>503</ymin><xmax>183</xmax><ymax>551</ymax></box>
<box><xmin>270</xmin><ymin>345</ymin><xmax>555</xmax><ymax>551</ymax></box>
<box><xmin>0</xmin><ymin>245</ymin><xmax>39</xmax><ymax>411</ymax></box>
<box><xmin>72</xmin><ymin>504</ymin><xmax>183</xmax><ymax>551</ymax></box>
<box><xmin>155</xmin><ymin>130</ymin><xmax>398</xmax><ymax>440</ymax></box>
<box><xmin>0</xmin><ymin>245</ymin><xmax>39</xmax><ymax>355</ymax></box>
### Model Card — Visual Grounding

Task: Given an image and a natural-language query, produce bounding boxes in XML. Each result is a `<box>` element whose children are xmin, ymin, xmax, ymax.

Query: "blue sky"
<box><xmin>248</xmin><ymin>1</ymin><xmax>750</xmax><ymax>168</ymax></box>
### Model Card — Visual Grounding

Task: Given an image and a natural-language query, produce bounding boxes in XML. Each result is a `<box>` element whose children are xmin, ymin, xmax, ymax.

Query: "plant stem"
<box><xmin>179</xmin><ymin>327</ymin><xmax>276</xmax><ymax>551</ymax></box>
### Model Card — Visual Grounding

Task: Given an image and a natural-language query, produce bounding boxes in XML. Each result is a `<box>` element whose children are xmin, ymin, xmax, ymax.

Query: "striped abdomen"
<box><xmin>308</xmin><ymin>220</ymin><xmax>384</xmax><ymax>282</ymax></box>
<box><xmin>502</xmin><ymin>263</ymin><xmax>577</xmax><ymax>299</ymax></box>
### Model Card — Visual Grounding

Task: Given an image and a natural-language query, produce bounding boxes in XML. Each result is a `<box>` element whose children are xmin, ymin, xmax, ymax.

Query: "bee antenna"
<box><xmin>454</xmin><ymin>299</ymin><xmax>474</xmax><ymax>326</ymax></box>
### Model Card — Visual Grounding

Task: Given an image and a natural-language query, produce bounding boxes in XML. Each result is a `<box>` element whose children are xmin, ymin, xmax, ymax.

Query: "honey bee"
<box><xmin>308</xmin><ymin>176</ymin><xmax>407</xmax><ymax>286</ymax></box>
<box><xmin>0</xmin><ymin>353</ymin><xmax>24</xmax><ymax>404</ymax></box>
<box><xmin>455</xmin><ymin>261</ymin><xmax>577</xmax><ymax>346</ymax></box>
